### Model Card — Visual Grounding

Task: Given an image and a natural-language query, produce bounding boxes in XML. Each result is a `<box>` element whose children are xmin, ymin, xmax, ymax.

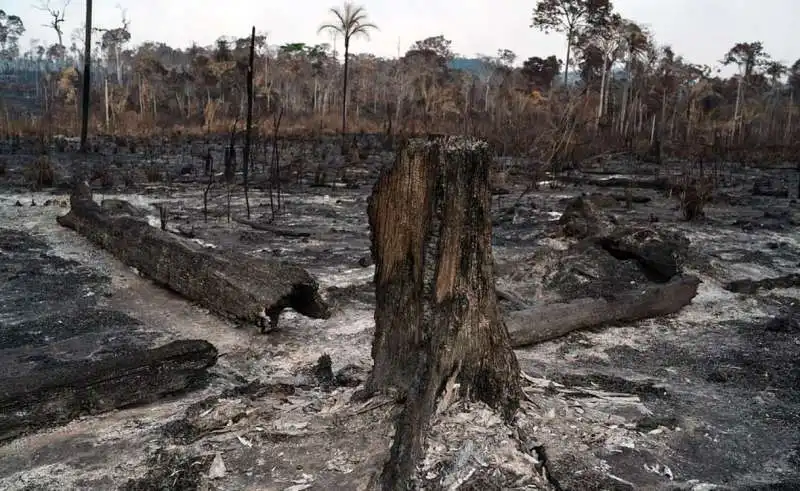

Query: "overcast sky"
<box><xmin>12</xmin><ymin>0</ymin><xmax>800</xmax><ymax>73</ymax></box>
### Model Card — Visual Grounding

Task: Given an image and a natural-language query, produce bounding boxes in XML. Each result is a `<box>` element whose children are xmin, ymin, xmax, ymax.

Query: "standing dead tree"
<box><xmin>35</xmin><ymin>0</ymin><xmax>70</xmax><ymax>50</ymax></box>
<box><xmin>357</xmin><ymin>136</ymin><xmax>522</xmax><ymax>488</ymax></box>
<box><xmin>243</xmin><ymin>26</ymin><xmax>256</xmax><ymax>219</ymax></box>
<box><xmin>269</xmin><ymin>106</ymin><xmax>284</xmax><ymax>220</ymax></box>
<box><xmin>78</xmin><ymin>0</ymin><xmax>92</xmax><ymax>152</ymax></box>
<box><xmin>225</xmin><ymin>117</ymin><xmax>239</xmax><ymax>223</ymax></box>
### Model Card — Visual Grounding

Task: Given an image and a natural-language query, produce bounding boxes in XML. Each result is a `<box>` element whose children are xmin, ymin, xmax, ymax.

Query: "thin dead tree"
<box><xmin>269</xmin><ymin>106</ymin><xmax>284</xmax><ymax>220</ymax></box>
<box><xmin>35</xmin><ymin>0</ymin><xmax>70</xmax><ymax>49</ymax></box>
<box><xmin>357</xmin><ymin>136</ymin><xmax>522</xmax><ymax>487</ymax></box>
<box><xmin>203</xmin><ymin>154</ymin><xmax>213</xmax><ymax>221</ymax></box>
<box><xmin>243</xmin><ymin>26</ymin><xmax>256</xmax><ymax>219</ymax></box>
<box><xmin>79</xmin><ymin>0</ymin><xmax>92</xmax><ymax>152</ymax></box>
<box><xmin>225</xmin><ymin>117</ymin><xmax>239</xmax><ymax>223</ymax></box>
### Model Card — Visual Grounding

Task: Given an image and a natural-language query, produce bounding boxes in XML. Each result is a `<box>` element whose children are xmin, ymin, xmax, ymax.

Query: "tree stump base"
<box><xmin>362</xmin><ymin>136</ymin><xmax>521</xmax><ymax>488</ymax></box>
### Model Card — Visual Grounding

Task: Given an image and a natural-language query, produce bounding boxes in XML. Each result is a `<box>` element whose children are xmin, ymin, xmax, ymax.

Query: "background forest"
<box><xmin>1</xmin><ymin>0</ymin><xmax>799</xmax><ymax>161</ymax></box>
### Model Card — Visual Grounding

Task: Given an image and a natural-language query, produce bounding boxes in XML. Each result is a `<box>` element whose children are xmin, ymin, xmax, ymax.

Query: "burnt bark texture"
<box><xmin>57</xmin><ymin>182</ymin><xmax>330</xmax><ymax>331</ymax></box>
<box><xmin>0</xmin><ymin>339</ymin><xmax>217</xmax><ymax>443</ymax></box>
<box><xmin>506</xmin><ymin>275</ymin><xmax>701</xmax><ymax>347</ymax></box>
<box><xmin>362</xmin><ymin>136</ymin><xmax>521</xmax><ymax>489</ymax></box>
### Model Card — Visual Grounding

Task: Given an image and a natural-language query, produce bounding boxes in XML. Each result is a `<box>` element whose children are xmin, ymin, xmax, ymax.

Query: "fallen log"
<box><xmin>610</xmin><ymin>193</ymin><xmax>651</xmax><ymax>204</ymax></box>
<box><xmin>506</xmin><ymin>275</ymin><xmax>700</xmax><ymax>347</ymax></box>
<box><xmin>57</xmin><ymin>183</ymin><xmax>331</xmax><ymax>331</ymax></box>
<box><xmin>233</xmin><ymin>217</ymin><xmax>312</xmax><ymax>238</ymax></box>
<box><xmin>559</xmin><ymin>175</ymin><xmax>671</xmax><ymax>191</ymax></box>
<box><xmin>724</xmin><ymin>273</ymin><xmax>800</xmax><ymax>294</ymax></box>
<box><xmin>0</xmin><ymin>339</ymin><xmax>217</xmax><ymax>443</ymax></box>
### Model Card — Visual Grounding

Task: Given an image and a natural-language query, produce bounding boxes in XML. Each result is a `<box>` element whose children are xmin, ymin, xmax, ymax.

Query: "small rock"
<box><xmin>765</xmin><ymin>310</ymin><xmax>799</xmax><ymax>333</ymax></box>
<box><xmin>357</xmin><ymin>255</ymin><xmax>373</xmax><ymax>267</ymax></box>
<box><xmin>208</xmin><ymin>453</ymin><xmax>226</xmax><ymax>479</ymax></box>
<box><xmin>335</xmin><ymin>364</ymin><xmax>367</xmax><ymax>387</ymax></box>
<box><xmin>314</xmin><ymin>354</ymin><xmax>334</xmax><ymax>388</ymax></box>
<box><xmin>559</xmin><ymin>195</ymin><xmax>615</xmax><ymax>239</ymax></box>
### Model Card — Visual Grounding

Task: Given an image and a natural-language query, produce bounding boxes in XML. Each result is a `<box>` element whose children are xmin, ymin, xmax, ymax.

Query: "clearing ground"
<box><xmin>0</xmin><ymin>138</ymin><xmax>798</xmax><ymax>490</ymax></box>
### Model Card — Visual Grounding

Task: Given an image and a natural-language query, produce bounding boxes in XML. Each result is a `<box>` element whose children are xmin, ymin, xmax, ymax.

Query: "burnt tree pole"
<box><xmin>243</xmin><ymin>26</ymin><xmax>256</xmax><ymax>219</ymax></box>
<box><xmin>362</xmin><ymin>136</ymin><xmax>522</xmax><ymax>488</ymax></box>
<box><xmin>79</xmin><ymin>0</ymin><xmax>93</xmax><ymax>152</ymax></box>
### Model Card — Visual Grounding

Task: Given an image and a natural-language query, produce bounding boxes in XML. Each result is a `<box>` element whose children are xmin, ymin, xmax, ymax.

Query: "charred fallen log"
<box><xmin>0</xmin><ymin>339</ymin><xmax>217</xmax><ymax>443</ymax></box>
<box><xmin>559</xmin><ymin>175</ymin><xmax>671</xmax><ymax>191</ymax></box>
<box><xmin>506</xmin><ymin>275</ymin><xmax>700</xmax><ymax>347</ymax></box>
<box><xmin>233</xmin><ymin>217</ymin><xmax>313</xmax><ymax>238</ymax></box>
<box><xmin>724</xmin><ymin>273</ymin><xmax>800</xmax><ymax>294</ymax></box>
<box><xmin>57</xmin><ymin>183</ymin><xmax>330</xmax><ymax>331</ymax></box>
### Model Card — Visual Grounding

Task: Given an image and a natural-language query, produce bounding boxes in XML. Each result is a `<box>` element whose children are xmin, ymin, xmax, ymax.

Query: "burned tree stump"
<box><xmin>57</xmin><ymin>182</ymin><xmax>330</xmax><ymax>331</ymax></box>
<box><xmin>362</xmin><ymin>137</ymin><xmax>521</xmax><ymax>488</ymax></box>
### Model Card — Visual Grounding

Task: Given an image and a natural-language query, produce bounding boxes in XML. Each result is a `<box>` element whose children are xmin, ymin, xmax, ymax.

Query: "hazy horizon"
<box><xmin>11</xmin><ymin>0</ymin><xmax>800</xmax><ymax>75</ymax></box>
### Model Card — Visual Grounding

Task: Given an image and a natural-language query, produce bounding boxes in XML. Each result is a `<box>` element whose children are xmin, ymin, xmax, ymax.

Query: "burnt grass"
<box><xmin>0</xmin><ymin>135</ymin><xmax>799</xmax><ymax>489</ymax></box>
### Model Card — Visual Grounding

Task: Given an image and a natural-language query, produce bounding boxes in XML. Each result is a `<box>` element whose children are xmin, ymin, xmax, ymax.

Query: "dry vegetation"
<box><xmin>1</xmin><ymin>1</ymin><xmax>799</xmax><ymax>179</ymax></box>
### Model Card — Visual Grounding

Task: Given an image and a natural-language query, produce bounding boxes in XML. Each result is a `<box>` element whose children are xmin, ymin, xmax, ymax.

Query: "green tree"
<box><xmin>0</xmin><ymin>10</ymin><xmax>25</xmax><ymax>60</ymax></box>
<box><xmin>530</xmin><ymin>0</ymin><xmax>612</xmax><ymax>87</ymax></box>
<box><xmin>722</xmin><ymin>41</ymin><xmax>771</xmax><ymax>136</ymax></box>
<box><xmin>318</xmin><ymin>1</ymin><xmax>377</xmax><ymax>153</ymax></box>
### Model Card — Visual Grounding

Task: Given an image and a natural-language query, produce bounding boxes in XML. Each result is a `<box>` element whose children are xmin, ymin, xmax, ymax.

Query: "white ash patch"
<box><xmin>313</xmin><ymin>265</ymin><xmax>374</xmax><ymax>290</ymax></box>
<box><xmin>419</xmin><ymin>399</ymin><xmax>546</xmax><ymax>489</ymax></box>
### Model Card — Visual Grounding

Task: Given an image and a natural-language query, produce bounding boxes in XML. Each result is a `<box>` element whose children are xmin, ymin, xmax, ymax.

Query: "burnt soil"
<box><xmin>0</xmin><ymin>137</ymin><xmax>798</xmax><ymax>490</ymax></box>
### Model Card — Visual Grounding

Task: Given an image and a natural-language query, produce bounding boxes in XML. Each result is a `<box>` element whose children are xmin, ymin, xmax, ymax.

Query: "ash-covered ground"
<box><xmin>0</xmin><ymin>137</ymin><xmax>798</xmax><ymax>490</ymax></box>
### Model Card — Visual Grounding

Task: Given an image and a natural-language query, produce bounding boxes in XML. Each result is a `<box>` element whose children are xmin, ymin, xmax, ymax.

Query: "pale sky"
<box><xmin>11</xmin><ymin>0</ymin><xmax>800</xmax><ymax>73</ymax></box>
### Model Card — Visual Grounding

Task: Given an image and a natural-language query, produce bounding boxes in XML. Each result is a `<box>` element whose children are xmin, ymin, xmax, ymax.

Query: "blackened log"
<box><xmin>362</xmin><ymin>137</ymin><xmax>521</xmax><ymax>489</ymax></box>
<box><xmin>506</xmin><ymin>275</ymin><xmax>700</xmax><ymax>347</ymax></box>
<box><xmin>559</xmin><ymin>175</ymin><xmax>672</xmax><ymax>190</ymax></box>
<box><xmin>57</xmin><ymin>182</ymin><xmax>330</xmax><ymax>332</ymax></box>
<box><xmin>0</xmin><ymin>339</ymin><xmax>217</xmax><ymax>443</ymax></box>
<box><xmin>233</xmin><ymin>217</ymin><xmax>313</xmax><ymax>238</ymax></box>
<box><xmin>724</xmin><ymin>273</ymin><xmax>800</xmax><ymax>294</ymax></box>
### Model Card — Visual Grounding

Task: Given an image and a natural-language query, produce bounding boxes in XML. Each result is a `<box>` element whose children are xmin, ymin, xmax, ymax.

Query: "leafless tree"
<box><xmin>35</xmin><ymin>0</ymin><xmax>70</xmax><ymax>48</ymax></box>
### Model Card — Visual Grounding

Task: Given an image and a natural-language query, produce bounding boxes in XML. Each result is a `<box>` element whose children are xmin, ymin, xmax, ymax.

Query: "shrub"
<box><xmin>145</xmin><ymin>162</ymin><xmax>163</xmax><ymax>182</ymax></box>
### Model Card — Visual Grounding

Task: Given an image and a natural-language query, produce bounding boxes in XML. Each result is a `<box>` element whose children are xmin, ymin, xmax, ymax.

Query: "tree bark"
<box><xmin>0</xmin><ymin>339</ymin><xmax>217</xmax><ymax>443</ymax></box>
<box><xmin>360</xmin><ymin>136</ymin><xmax>521</xmax><ymax>488</ymax></box>
<box><xmin>506</xmin><ymin>275</ymin><xmax>700</xmax><ymax>347</ymax></box>
<box><xmin>57</xmin><ymin>182</ymin><xmax>331</xmax><ymax>331</ymax></box>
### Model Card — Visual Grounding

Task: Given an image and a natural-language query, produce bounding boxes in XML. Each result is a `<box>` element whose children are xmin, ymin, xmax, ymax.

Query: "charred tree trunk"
<box><xmin>79</xmin><ymin>0</ymin><xmax>93</xmax><ymax>152</ymax></box>
<box><xmin>360</xmin><ymin>137</ymin><xmax>521</xmax><ymax>488</ymax></box>
<box><xmin>57</xmin><ymin>182</ymin><xmax>330</xmax><ymax>332</ymax></box>
<box><xmin>243</xmin><ymin>26</ymin><xmax>256</xmax><ymax>220</ymax></box>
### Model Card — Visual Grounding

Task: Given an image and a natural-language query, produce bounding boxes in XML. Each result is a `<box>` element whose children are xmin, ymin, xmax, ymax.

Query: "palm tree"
<box><xmin>318</xmin><ymin>2</ymin><xmax>377</xmax><ymax>154</ymax></box>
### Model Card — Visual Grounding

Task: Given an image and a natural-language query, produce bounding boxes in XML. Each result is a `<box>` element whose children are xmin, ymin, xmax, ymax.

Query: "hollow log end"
<box><xmin>286</xmin><ymin>282</ymin><xmax>332</xmax><ymax>320</ymax></box>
